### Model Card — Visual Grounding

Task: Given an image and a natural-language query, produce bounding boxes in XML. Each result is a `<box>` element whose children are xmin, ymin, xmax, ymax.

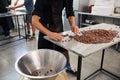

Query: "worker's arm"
<box><xmin>32</xmin><ymin>15</ymin><xmax>64</xmax><ymax>41</ymax></box>
<box><xmin>8</xmin><ymin>3</ymin><xmax>24</xmax><ymax>10</ymax></box>
<box><xmin>14</xmin><ymin>3</ymin><xmax>24</xmax><ymax>9</ymax></box>
<box><xmin>68</xmin><ymin>16</ymin><xmax>79</xmax><ymax>35</ymax></box>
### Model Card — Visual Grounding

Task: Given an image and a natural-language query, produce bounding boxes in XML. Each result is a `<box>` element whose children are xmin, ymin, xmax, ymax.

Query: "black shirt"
<box><xmin>0</xmin><ymin>0</ymin><xmax>9</xmax><ymax>13</ymax></box>
<box><xmin>32</xmin><ymin>0</ymin><xmax>74</xmax><ymax>32</ymax></box>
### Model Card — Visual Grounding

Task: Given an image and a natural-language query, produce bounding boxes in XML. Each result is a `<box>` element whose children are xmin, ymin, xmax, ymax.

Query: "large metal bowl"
<box><xmin>15</xmin><ymin>49</ymin><xmax>67</xmax><ymax>79</ymax></box>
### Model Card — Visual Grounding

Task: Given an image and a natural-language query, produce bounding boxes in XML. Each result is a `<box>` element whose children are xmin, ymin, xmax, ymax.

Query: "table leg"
<box><xmin>78</xmin><ymin>14</ymin><xmax>80</xmax><ymax>27</ymax></box>
<box><xmin>116</xmin><ymin>42</ymin><xmax>120</xmax><ymax>52</ymax></box>
<box><xmin>77</xmin><ymin>56</ymin><xmax>82</xmax><ymax>80</ymax></box>
<box><xmin>16</xmin><ymin>15</ymin><xmax>21</xmax><ymax>38</ymax></box>
<box><xmin>23</xmin><ymin>14</ymin><xmax>27</xmax><ymax>41</ymax></box>
<box><xmin>13</xmin><ymin>16</ymin><xmax>18</xmax><ymax>30</ymax></box>
<box><xmin>78</xmin><ymin>14</ymin><xmax>83</xmax><ymax>28</ymax></box>
<box><xmin>84</xmin><ymin>49</ymin><xmax>120</xmax><ymax>80</ymax></box>
<box><xmin>100</xmin><ymin>49</ymin><xmax>105</xmax><ymax>69</ymax></box>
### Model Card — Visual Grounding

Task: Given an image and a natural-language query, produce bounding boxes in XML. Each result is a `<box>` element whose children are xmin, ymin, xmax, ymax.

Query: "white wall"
<box><xmin>115</xmin><ymin>0</ymin><xmax>120</xmax><ymax>7</ymax></box>
<box><xmin>90</xmin><ymin>0</ymin><xmax>120</xmax><ymax>7</ymax></box>
<box><xmin>89</xmin><ymin>0</ymin><xmax>95</xmax><ymax>5</ymax></box>
<box><xmin>73</xmin><ymin>0</ymin><xmax>79</xmax><ymax>10</ymax></box>
<box><xmin>89</xmin><ymin>0</ymin><xmax>120</xmax><ymax>25</ymax></box>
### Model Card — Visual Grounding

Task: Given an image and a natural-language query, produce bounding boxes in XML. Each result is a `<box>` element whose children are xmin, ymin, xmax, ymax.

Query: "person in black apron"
<box><xmin>32</xmin><ymin>0</ymin><xmax>79</xmax><ymax>75</ymax></box>
<box><xmin>0</xmin><ymin>0</ymin><xmax>14</xmax><ymax>37</ymax></box>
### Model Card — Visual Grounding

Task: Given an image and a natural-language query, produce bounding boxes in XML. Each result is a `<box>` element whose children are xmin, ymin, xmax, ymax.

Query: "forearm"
<box><xmin>68</xmin><ymin>16</ymin><xmax>79</xmax><ymax>34</ymax></box>
<box><xmin>14</xmin><ymin>3</ymin><xmax>24</xmax><ymax>9</ymax></box>
<box><xmin>68</xmin><ymin>16</ymin><xmax>76</xmax><ymax>27</ymax></box>
<box><xmin>32</xmin><ymin>15</ymin><xmax>64</xmax><ymax>41</ymax></box>
<box><xmin>32</xmin><ymin>15</ymin><xmax>52</xmax><ymax>35</ymax></box>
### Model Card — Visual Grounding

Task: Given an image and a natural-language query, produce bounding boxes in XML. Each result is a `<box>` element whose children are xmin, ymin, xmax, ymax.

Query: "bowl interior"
<box><xmin>15</xmin><ymin>49</ymin><xmax>67</xmax><ymax>79</ymax></box>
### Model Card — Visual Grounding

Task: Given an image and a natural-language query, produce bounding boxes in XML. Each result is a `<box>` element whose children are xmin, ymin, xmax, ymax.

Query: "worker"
<box><xmin>32</xmin><ymin>0</ymin><xmax>79</xmax><ymax>75</ymax></box>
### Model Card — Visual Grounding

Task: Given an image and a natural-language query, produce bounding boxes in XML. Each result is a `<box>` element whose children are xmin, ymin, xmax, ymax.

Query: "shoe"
<box><xmin>26</xmin><ymin>34</ymin><xmax>31</xmax><ymax>39</ymax></box>
<box><xmin>31</xmin><ymin>36</ymin><xmax>35</xmax><ymax>39</ymax></box>
<box><xmin>28</xmin><ymin>36</ymin><xmax>36</xmax><ymax>41</ymax></box>
<box><xmin>66</xmin><ymin>68</ymin><xmax>78</xmax><ymax>76</ymax></box>
<box><xmin>66</xmin><ymin>64</ymin><xmax>78</xmax><ymax>76</ymax></box>
<box><xmin>5</xmin><ymin>35</ymin><xmax>13</xmax><ymax>39</ymax></box>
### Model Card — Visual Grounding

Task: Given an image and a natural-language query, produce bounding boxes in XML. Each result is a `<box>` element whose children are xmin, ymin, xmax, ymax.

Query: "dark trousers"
<box><xmin>0</xmin><ymin>17</ymin><xmax>10</xmax><ymax>36</ymax></box>
<box><xmin>0</xmin><ymin>16</ymin><xmax>14</xmax><ymax>36</ymax></box>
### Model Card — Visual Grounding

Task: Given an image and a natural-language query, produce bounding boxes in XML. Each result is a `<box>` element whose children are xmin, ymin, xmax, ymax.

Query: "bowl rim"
<box><xmin>15</xmin><ymin>49</ymin><xmax>67</xmax><ymax>79</ymax></box>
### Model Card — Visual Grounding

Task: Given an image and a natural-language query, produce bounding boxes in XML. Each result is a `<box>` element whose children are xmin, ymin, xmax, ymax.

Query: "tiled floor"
<box><xmin>0</xmin><ymin>30</ymin><xmax>120</xmax><ymax>80</ymax></box>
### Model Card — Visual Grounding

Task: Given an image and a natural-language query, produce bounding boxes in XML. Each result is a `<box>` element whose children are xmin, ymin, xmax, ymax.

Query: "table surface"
<box><xmin>78</xmin><ymin>12</ymin><xmax>120</xmax><ymax>19</ymax></box>
<box><xmin>0</xmin><ymin>11</ymin><xmax>27</xmax><ymax>18</ymax></box>
<box><xmin>44</xmin><ymin>23</ymin><xmax>120</xmax><ymax>57</ymax></box>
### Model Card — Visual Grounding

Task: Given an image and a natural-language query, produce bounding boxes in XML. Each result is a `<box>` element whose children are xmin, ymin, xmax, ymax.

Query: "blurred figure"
<box><xmin>0</xmin><ymin>0</ymin><xmax>14</xmax><ymax>38</ymax></box>
<box><xmin>7</xmin><ymin>0</ymin><xmax>11</xmax><ymax>5</ymax></box>
<box><xmin>32</xmin><ymin>0</ymin><xmax>79</xmax><ymax>75</ymax></box>
<box><xmin>9</xmin><ymin>0</ymin><xmax>36</xmax><ymax>40</ymax></box>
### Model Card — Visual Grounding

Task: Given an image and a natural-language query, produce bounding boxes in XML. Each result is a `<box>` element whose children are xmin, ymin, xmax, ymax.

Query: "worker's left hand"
<box><xmin>71</xmin><ymin>25</ymin><xmax>79</xmax><ymax>35</ymax></box>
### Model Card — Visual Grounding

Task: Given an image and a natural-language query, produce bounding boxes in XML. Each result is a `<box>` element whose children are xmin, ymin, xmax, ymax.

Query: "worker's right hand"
<box><xmin>7</xmin><ymin>6</ymin><xmax>16</xmax><ymax>10</ymax></box>
<box><xmin>47</xmin><ymin>32</ymin><xmax>64</xmax><ymax>41</ymax></box>
<box><xmin>71</xmin><ymin>25</ymin><xmax>79</xmax><ymax>35</ymax></box>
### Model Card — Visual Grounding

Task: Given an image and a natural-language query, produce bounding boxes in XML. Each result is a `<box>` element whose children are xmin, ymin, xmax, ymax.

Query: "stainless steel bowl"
<box><xmin>15</xmin><ymin>49</ymin><xmax>67</xmax><ymax>79</ymax></box>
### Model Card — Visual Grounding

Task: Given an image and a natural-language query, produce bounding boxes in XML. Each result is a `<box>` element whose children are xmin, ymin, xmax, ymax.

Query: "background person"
<box><xmin>32</xmin><ymin>0</ymin><xmax>79</xmax><ymax>75</ymax></box>
<box><xmin>9</xmin><ymin>0</ymin><xmax>36</xmax><ymax>40</ymax></box>
<box><xmin>0</xmin><ymin>0</ymin><xmax>14</xmax><ymax>38</ymax></box>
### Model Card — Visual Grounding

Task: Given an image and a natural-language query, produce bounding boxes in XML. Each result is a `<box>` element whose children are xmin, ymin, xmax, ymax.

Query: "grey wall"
<box><xmin>77</xmin><ymin>0</ymin><xmax>120</xmax><ymax>26</ymax></box>
<box><xmin>79</xmin><ymin>0</ymin><xmax>90</xmax><ymax>12</ymax></box>
<box><xmin>90</xmin><ymin>0</ymin><xmax>120</xmax><ymax>25</ymax></box>
<box><xmin>73</xmin><ymin>0</ymin><xmax>79</xmax><ymax>10</ymax></box>
<box><xmin>89</xmin><ymin>0</ymin><xmax>120</xmax><ymax>7</ymax></box>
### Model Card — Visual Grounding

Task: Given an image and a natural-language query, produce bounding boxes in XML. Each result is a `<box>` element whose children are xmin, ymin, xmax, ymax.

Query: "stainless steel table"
<box><xmin>44</xmin><ymin>23</ymin><xmax>120</xmax><ymax>80</ymax></box>
<box><xmin>77</xmin><ymin>12</ymin><xmax>120</xmax><ymax>51</ymax></box>
<box><xmin>0</xmin><ymin>11</ymin><xmax>27</xmax><ymax>46</ymax></box>
<box><xmin>77</xmin><ymin>12</ymin><xmax>120</xmax><ymax>27</ymax></box>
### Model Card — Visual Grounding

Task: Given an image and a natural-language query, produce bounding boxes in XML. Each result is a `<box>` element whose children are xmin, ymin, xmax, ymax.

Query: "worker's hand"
<box><xmin>71</xmin><ymin>25</ymin><xmax>79</xmax><ymax>35</ymax></box>
<box><xmin>7</xmin><ymin>6</ymin><xmax>16</xmax><ymax>10</ymax></box>
<box><xmin>47</xmin><ymin>32</ymin><xmax>64</xmax><ymax>41</ymax></box>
